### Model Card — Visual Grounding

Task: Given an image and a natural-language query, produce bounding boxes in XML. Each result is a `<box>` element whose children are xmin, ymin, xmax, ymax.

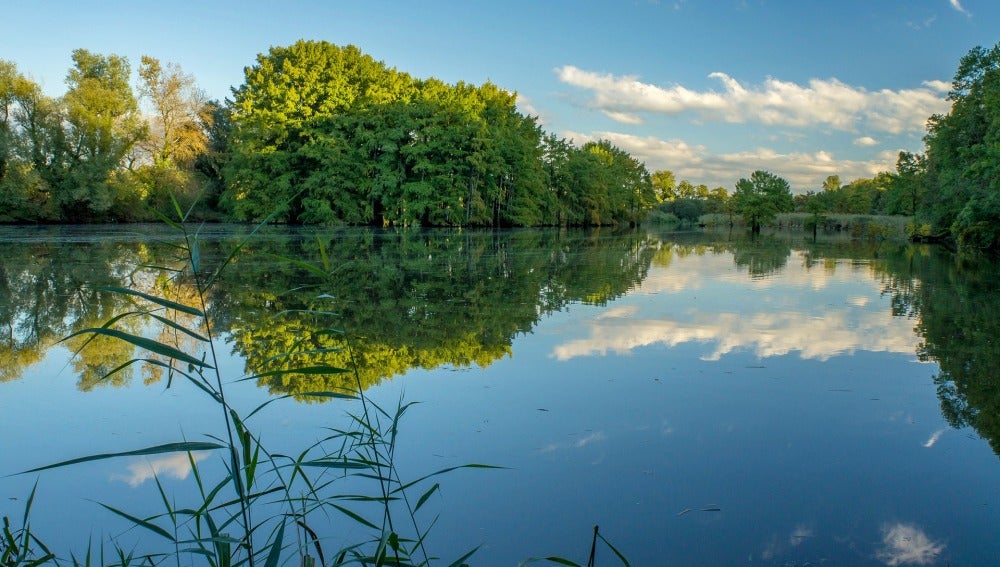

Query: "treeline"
<box><xmin>649</xmin><ymin>41</ymin><xmax>1000</xmax><ymax>254</ymax></box>
<box><xmin>0</xmin><ymin>41</ymin><xmax>655</xmax><ymax>226</ymax></box>
<box><xmin>649</xmin><ymin>158</ymin><xmax>926</xmax><ymax>227</ymax></box>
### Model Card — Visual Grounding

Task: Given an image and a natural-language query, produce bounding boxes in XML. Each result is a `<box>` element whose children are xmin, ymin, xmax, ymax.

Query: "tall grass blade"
<box><xmin>241</xmin><ymin>366</ymin><xmax>351</xmax><ymax>382</ymax></box>
<box><xmin>329</xmin><ymin>504</ymin><xmax>379</xmax><ymax>531</ymax></box>
<box><xmin>148</xmin><ymin>313</ymin><xmax>210</xmax><ymax>342</ymax></box>
<box><xmin>596</xmin><ymin>532</ymin><xmax>631</xmax><ymax>567</ymax></box>
<box><xmin>62</xmin><ymin>328</ymin><xmax>213</xmax><ymax>369</ymax></box>
<box><xmin>20</xmin><ymin>441</ymin><xmax>225</xmax><ymax>474</ymax></box>
<box><xmin>262</xmin><ymin>520</ymin><xmax>284</xmax><ymax>567</ymax></box>
<box><xmin>203</xmin><ymin>200</ymin><xmax>294</xmax><ymax>289</ymax></box>
<box><xmin>391</xmin><ymin>464</ymin><xmax>505</xmax><ymax>495</ymax></box>
<box><xmin>413</xmin><ymin>483</ymin><xmax>439</xmax><ymax>514</ymax></box>
<box><xmin>93</xmin><ymin>286</ymin><xmax>204</xmax><ymax>317</ymax></box>
<box><xmin>445</xmin><ymin>545</ymin><xmax>480</xmax><ymax>567</ymax></box>
<box><xmin>96</xmin><ymin>503</ymin><xmax>175</xmax><ymax>542</ymax></box>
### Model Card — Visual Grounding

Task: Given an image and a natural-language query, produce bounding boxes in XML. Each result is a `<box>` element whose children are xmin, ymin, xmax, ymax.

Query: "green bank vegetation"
<box><xmin>1</xmin><ymin>213</ymin><xmax>632</xmax><ymax>566</ymax></box>
<box><xmin>0</xmin><ymin>42</ymin><xmax>655</xmax><ymax>228</ymax></box>
<box><xmin>3</xmin><ymin>40</ymin><xmax>1000</xmax><ymax>250</ymax></box>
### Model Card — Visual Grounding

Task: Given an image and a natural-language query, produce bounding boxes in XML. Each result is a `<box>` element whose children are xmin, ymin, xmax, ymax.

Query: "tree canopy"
<box><xmin>731</xmin><ymin>170</ymin><xmax>793</xmax><ymax>233</ymax></box>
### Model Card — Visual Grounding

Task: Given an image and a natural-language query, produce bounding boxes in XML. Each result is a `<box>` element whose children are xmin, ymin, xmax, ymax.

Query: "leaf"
<box><xmin>392</xmin><ymin>464</ymin><xmax>505</xmax><ymax>495</ymax></box>
<box><xmin>597</xmin><ymin>532</ymin><xmax>631</xmax><ymax>567</ymax></box>
<box><xmin>413</xmin><ymin>483</ymin><xmax>440</xmax><ymax>514</ymax></box>
<box><xmin>96</xmin><ymin>503</ymin><xmax>175</xmax><ymax>542</ymax></box>
<box><xmin>93</xmin><ymin>286</ymin><xmax>204</xmax><ymax>317</ymax></box>
<box><xmin>243</xmin><ymin>365</ymin><xmax>351</xmax><ymax>381</ymax></box>
<box><xmin>148</xmin><ymin>313</ymin><xmax>210</xmax><ymax>343</ymax></box>
<box><xmin>263</xmin><ymin>520</ymin><xmax>285</xmax><ymax>567</ymax></box>
<box><xmin>20</xmin><ymin>441</ymin><xmax>225</xmax><ymax>474</ymax></box>
<box><xmin>62</xmin><ymin>328</ymin><xmax>212</xmax><ymax>369</ymax></box>
<box><xmin>329</xmin><ymin>504</ymin><xmax>379</xmax><ymax>531</ymax></box>
<box><xmin>298</xmin><ymin>459</ymin><xmax>370</xmax><ymax>471</ymax></box>
<box><xmin>244</xmin><ymin>391</ymin><xmax>357</xmax><ymax>421</ymax></box>
<box><xmin>446</xmin><ymin>545</ymin><xmax>481</xmax><ymax>567</ymax></box>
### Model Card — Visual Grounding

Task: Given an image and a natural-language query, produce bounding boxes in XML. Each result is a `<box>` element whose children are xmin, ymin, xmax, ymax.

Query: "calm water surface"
<box><xmin>0</xmin><ymin>225</ymin><xmax>997</xmax><ymax>566</ymax></box>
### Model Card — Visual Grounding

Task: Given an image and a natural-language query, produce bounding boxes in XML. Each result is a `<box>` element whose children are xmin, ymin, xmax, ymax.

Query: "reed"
<box><xmin>10</xmin><ymin>196</ymin><xmax>630</xmax><ymax>566</ymax></box>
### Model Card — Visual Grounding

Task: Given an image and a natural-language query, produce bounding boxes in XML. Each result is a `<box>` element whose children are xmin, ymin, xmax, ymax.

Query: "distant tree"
<box><xmin>731</xmin><ymin>170</ymin><xmax>793</xmax><ymax>233</ymax></box>
<box><xmin>706</xmin><ymin>186</ymin><xmax>729</xmax><ymax>214</ymax></box>
<box><xmin>676</xmin><ymin>179</ymin><xmax>696</xmax><ymax>199</ymax></box>
<box><xmin>651</xmin><ymin>169</ymin><xmax>676</xmax><ymax>202</ymax></box>
<box><xmin>60</xmin><ymin>49</ymin><xmax>146</xmax><ymax>220</ymax></box>
<box><xmin>137</xmin><ymin>56</ymin><xmax>206</xmax><ymax>167</ymax></box>
<box><xmin>667</xmin><ymin>198</ymin><xmax>705</xmax><ymax>224</ymax></box>
<box><xmin>888</xmin><ymin>151</ymin><xmax>927</xmax><ymax>215</ymax></box>
<box><xmin>136</xmin><ymin>56</ymin><xmax>208</xmax><ymax>212</ymax></box>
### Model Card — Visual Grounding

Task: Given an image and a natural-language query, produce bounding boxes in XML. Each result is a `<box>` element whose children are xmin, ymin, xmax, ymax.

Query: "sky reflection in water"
<box><xmin>0</xmin><ymin>230</ymin><xmax>995</xmax><ymax>566</ymax></box>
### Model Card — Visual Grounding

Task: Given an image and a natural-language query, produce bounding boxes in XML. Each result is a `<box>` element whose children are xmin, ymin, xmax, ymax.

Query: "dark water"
<box><xmin>1</xmin><ymin>225</ymin><xmax>997</xmax><ymax>565</ymax></box>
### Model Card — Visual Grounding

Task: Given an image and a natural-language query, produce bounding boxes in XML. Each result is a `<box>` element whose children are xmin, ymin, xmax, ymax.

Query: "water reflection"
<box><xmin>876</xmin><ymin>523</ymin><xmax>945</xmax><ymax>566</ymax></box>
<box><xmin>1</xmin><ymin>227</ymin><xmax>999</xmax><ymax>459</ymax></box>
<box><xmin>110</xmin><ymin>452</ymin><xmax>211</xmax><ymax>487</ymax></box>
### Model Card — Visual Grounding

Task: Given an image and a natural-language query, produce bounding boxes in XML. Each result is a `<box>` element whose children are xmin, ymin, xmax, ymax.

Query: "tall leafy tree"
<box><xmin>923</xmin><ymin>42</ymin><xmax>1000</xmax><ymax>251</ymax></box>
<box><xmin>136</xmin><ymin>56</ymin><xmax>208</xmax><ymax>211</ymax></box>
<box><xmin>731</xmin><ymin>170</ymin><xmax>793</xmax><ymax>233</ymax></box>
<box><xmin>137</xmin><ymin>56</ymin><xmax>206</xmax><ymax>167</ymax></box>
<box><xmin>651</xmin><ymin>170</ymin><xmax>676</xmax><ymax>202</ymax></box>
<box><xmin>60</xmin><ymin>49</ymin><xmax>146</xmax><ymax>220</ymax></box>
<box><xmin>225</xmin><ymin>40</ymin><xmax>415</xmax><ymax>222</ymax></box>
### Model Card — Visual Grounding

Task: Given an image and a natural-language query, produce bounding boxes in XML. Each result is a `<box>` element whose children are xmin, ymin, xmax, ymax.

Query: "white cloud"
<box><xmin>515</xmin><ymin>94</ymin><xmax>545</xmax><ymax>124</ymax></box>
<box><xmin>111</xmin><ymin>452</ymin><xmax>211</xmax><ymax>487</ymax></box>
<box><xmin>876</xmin><ymin>523</ymin><xmax>945</xmax><ymax>565</ymax></box>
<box><xmin>551</xmin><ymin>251</ymin><xmax>921</xmax><ymax>363</ymax></box>
<box><xmin>923</xmin><ymin>428</ymin><xmax>947</xmax><ymax>448</ymax></box>
<box><xmin>602</xmin><ymin>110</ymin><xmax>644</xmax><ymax>124</ymax></box>
<box><xmin>950</xmin><ymin>0</ymin><xmax>970</xmax><ymax>16</ymax></box>
<box><xmin>556</xmin><ymin>66</ymin><xmax>949</xmax><ymax>135</ymax></box>
<box><xmin>922</xmin><ymin>79</ymin><xmax>950</xmax><ymax>93</ymax></box>
<box><xmin>854</xmin><ymin>136</ymin><xmax>879</xmax><ymax>146</ymax></box>
<box><xmin>563</xmin><ymin>130</ymin><xmax>899</xmax><ymax>191</ymax></box>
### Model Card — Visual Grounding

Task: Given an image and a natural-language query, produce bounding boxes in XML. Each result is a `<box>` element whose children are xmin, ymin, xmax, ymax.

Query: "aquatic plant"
<box><xmin>11</xmin><ymin>196</ymin><xmax>630</xmax><ymax>566</ymax></box>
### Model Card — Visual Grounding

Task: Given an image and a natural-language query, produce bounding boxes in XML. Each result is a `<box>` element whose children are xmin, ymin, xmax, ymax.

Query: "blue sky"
<box><xmin>4</xmin><ymin>0</ymin><xmax>999</xmax><ymax>192</ymax></box>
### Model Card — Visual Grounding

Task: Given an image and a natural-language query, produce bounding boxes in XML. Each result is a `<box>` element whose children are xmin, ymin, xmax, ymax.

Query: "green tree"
<box><xmin>885</xmin><ymin>151</ymin><xmax>927</xmax><ymax>215</ymax></box>
<box><xmin>731</xmin><ymin>170</ymin><xmax>793</xmax><ymax>233</ymax></box>
<box><xmin>225</xmin><ymin>40</ymin><xmax>415</xmax><ymax>222</ymax></box>
<box><xmin>60</xmin><ymin>49</ymin><xmax>146</xmax><ymax>220</ymax></box>
<box><xmin>922</xmin><ymin>42</ymin><xmax>1000</xmax><ymax>251</ymax></box>
<box><xmin>651</xmin><ymin>169</ymin><xmax>676</xmax><ymax>202</ymax></box>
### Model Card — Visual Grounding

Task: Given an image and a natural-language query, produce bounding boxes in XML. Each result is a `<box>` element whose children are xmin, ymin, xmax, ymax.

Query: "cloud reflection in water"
<box><xmin>111</xmin><ymin>452</ymin><xmax>211</xmax><ymax>487</ymax></box>
<box><xmin>876</xmin><ymin>523</ymin><xmax>944</xmax><ymax>566</ymax></box>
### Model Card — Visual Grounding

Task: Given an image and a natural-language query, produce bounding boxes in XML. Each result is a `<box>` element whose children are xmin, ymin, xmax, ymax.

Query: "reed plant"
<box><xmin>10</xmin><ymin>196</ymin><xmax>631</xmax><ymax>566</ymax></box>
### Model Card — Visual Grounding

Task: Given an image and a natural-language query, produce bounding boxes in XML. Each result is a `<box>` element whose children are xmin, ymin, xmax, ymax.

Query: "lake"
<box><xmin>1</xmin><ymin>225</ymin><xmax>998</xmax><ymax>566</ymax></box>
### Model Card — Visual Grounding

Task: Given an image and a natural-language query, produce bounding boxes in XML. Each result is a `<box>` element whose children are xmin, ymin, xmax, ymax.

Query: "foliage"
<box><xmin>875</xmin><ymin>245</ymin><xmax>1000</xmax><ymax>456</ymax></box>
<box><xmin>921</xmin><ymin>42</ymin><xmax>1000</xmax><ymax>252</ymax></box>
<box><xmin>223</xmin><ymin>40</ymin><xmax>651</xmax><ymax>227</ymax></box>
<box><xmin>730</xmin><ymin>170</ymin><xmax>793</xmax><ymax>233</ymax></box>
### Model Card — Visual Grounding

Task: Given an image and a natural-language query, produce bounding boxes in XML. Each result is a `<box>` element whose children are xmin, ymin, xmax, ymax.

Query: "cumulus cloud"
<box><xmin>551</xmin><ymin>250</ymin><xmax>922</xmax><ymax>362</ymax></box>
<box><xmin>515</xmin><ymin>94</ymin><xmax>544</xmax><ymax>123</ymax></box>
<box><xmin>556</xmin><ymin>66</ymin><xmax>949</xmax><ymax>134</ymax></box>
<box><xmin>563</xmin><ymin>130</ymin><xmax>899</xmax><ymax>191</ymax></box>
<box><xmin>949</xmin><ymin>0</ymin><xmax>970</xmax><ymax>16</ymax></box>
<box><xmin>854</xmin><ymin>136</ymin><xmax>879</xmax><ymax>146</ymax></box>
<box><xmin>111</xmin><ymin>452</ymin><xmax>211</xmax><ymax>487</ymax></box>
<box><xmin>876</xmin><ymin>523</ymin><xmax>945</xmax><ymax>565</ymax></box>
<box><xmin>922</xmin><ymin>80</ymin><xmax>950</xmax><ymax>93</ymax></box>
